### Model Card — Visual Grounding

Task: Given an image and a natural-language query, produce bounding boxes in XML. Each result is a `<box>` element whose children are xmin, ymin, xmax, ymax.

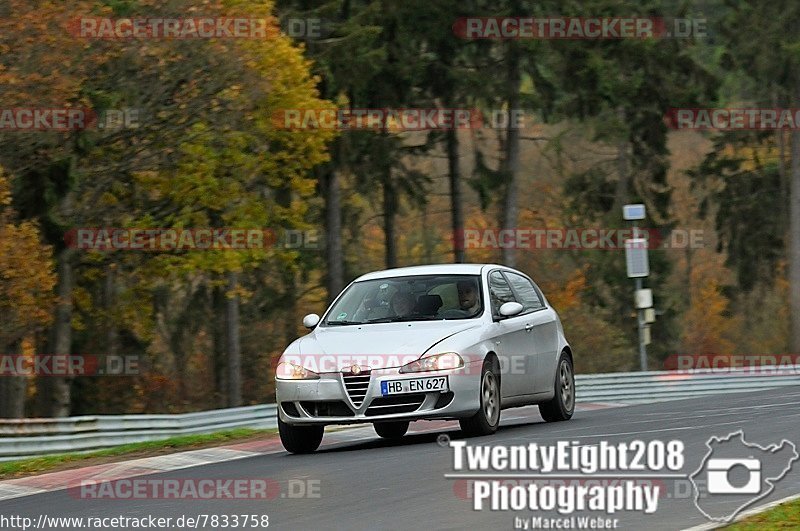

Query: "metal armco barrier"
<box><xmin>575</xmin><ymin>365</ymin><xmax>800</xmax><ymax>404</ymax></box>
<box><xmin>0</xmin><ymin>365</ymin><xmax>797</xmax><ymax>461</ymax></box>
<box><xmin>0</xmin><ymin>404</ymin><xmax>277</xmax><ymax>461</ymax></box>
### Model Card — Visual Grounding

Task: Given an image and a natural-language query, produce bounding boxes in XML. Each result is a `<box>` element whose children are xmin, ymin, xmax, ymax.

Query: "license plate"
<box><xmin>380</xmin><ymin>376</ymin><xmax>448</xmax><ymax>396</ymax></box>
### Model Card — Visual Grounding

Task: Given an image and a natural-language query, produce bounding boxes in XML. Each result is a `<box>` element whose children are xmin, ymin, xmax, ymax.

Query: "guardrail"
<box><xmin>1</xmin><ymin>365</ymin><xmax>797</xmax><ymax>461</ymax></box>
<box><xmin>575</xmin><ymin>365</ymin><xmax>800</xmax><ymax>404</ymax></box>
<box><xmin>0</xmin><ymin>405</ymin><xmax>277</xmax><ymax>461</ymax></box>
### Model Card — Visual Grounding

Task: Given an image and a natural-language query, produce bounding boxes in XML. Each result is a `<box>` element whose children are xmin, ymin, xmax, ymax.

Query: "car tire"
<box><xmin>459</xmin><ymin>359</ymin><xmax>501</xmax><ymax>436</ymax></box>
<box><xmin>539</xmin><ymin>351</ymin><xmax>575</xmax><ymax>422</ymax></box>
<box><xmin>278</xmin><ymin>417</ymin><xmax>324</xmax><ymax>454</ymax></box>
<box><xmin>373</xmin><ymin>421</ymin><xmax>410</xmax><ymax>439</ymax></box>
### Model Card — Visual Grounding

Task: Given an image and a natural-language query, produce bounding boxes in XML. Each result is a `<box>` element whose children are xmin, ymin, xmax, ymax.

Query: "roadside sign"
<box><xmin>625</xmin><ymin>238</ymin><xmax>649</xmax><ymax>277</ymax></box>
<box><xmin>635</xmin><ymin>288</ymin><xmax>653</xmax><ymax>309</ymax></box>
<box><xmin>623</xmin><ymin>204</ymin><xmax>646</xmax><ymax>220</ymax></box>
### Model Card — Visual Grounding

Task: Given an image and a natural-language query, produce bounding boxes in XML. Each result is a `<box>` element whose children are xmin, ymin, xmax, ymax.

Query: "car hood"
<box><xmin>294</xmin><ymin>321</ymin><xmax>480</xmax><ymax>371</ymax></box>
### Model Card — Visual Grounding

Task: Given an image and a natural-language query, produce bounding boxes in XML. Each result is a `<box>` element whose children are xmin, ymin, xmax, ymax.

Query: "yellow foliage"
<box><xmin>679</xmin><ymin>272</ymin><xmax>737</xmax><ymax>356</ymax></box>
<box><xmin>0</xmin><ymin>169</ymin><xmax>57</xmax><ymax>348</ymax></box>
<box><xmin>544</xmin><ymin>269</ymin><xmax>587</xmax><ymax>312</ymax></box>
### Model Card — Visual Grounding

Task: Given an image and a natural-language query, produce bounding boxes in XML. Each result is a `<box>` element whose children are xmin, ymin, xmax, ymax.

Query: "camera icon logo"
<box><xmin>706</xmin><ymin>458</ymin><xmax>761</xmax><ymax>494</ymax></box>
<box><xmin>690</xmin><ymin>430</ymin><xmax>798</xmax><ymax>523</ymax></box>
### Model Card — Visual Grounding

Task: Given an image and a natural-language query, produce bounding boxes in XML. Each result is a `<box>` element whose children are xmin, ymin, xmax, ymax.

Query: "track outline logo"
<box><xmin>689</xmin><ymin>430</ymin><xmax>798</xmax><ymax>523</ymax></box>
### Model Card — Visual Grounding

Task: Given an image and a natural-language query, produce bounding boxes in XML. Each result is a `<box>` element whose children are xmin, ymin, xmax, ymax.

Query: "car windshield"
<box><xmin>322</xmin><ymin>274</ymin><xmax>484</xmax><ymax>326</ymax></box>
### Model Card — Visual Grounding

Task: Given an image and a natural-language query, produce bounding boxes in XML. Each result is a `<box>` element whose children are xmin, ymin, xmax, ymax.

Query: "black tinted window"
<box><xmin>505</xmin><ymin>272</ymin><xmax>544</xmax><ymax>312</ymax></box>
<box><xmin>488</xmin><ymin>271</ymin><xmax>516</xmax><ymax>316</ymax></box>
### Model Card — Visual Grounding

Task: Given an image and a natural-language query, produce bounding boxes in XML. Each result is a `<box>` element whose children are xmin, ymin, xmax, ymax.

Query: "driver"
<box><xmin>390</xmin><ymin>292</ymin><xmax>415</xmax><ymax>317</ymax></box>
<box><xmin>457</xmin><ymin>279</ymin><xmax>481</xmax><ymax>315</ymax></box>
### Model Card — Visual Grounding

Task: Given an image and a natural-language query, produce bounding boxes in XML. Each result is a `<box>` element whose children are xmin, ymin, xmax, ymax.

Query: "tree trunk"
<box><xmin>104</xmin><ymin>262</ymin><xmax>119</xmax><ymax>360</ymax></box>
<box><xmin>0</xmin><ymin>374</ymin><xmax>25</xmax><ymax>418</ymax></box>
<box><xmin>324</xmin><ymin>165</ymin><xmax>344</xmax><ymax>303</ymax></box>
<box><xmin>780</xmin><ymin>128</ymin><xmax>789</xmax><ymax>230</ymax></box>
<box><xmin>225</xmin><ymin>271</ymin><xmax>242</xmax><ymax>407</ymax></box>
<box><xmin>169</xmin><ymin>311</ymin><xmax>187</xmax><ymax>406</ymax></box>
<box><xmin>383</xmin><ymin>166</ymin><xmax>398</xmax><ymax>268</ymax></box>
<box><xmin>500</xmin><ymin>42</ymin><xmax>521</xmax><ymax>267</ymax></box>
<box><xmin>685</xmin><ymin>246</ymin><xmax>693</xmax><ymax>310</ymax></box>
<box><xmin>275</xmin><ymin>183</ymin><xmax>299</xmax><ymax>347</ymax></box>
<box><xmin>0</xmin><ymin>340</ymin><xmax>24</xmax><ymax>418</ymax></box>
<box><xmin>44</xmin><ymin>249</ymin><xmax>73</xmax><ymax>417</ymax></box>
<box><xmin>447</xmin><ymin>128</ymin><xmax>465</xmax><ymax>263</ymax></box>
<box><xmin>282</xmin><ymin>268</ymin><xmax>299</xmax><ymax>345</ymax></box>
<box><xmin>775</xmin><ymin>91</ymin><xmax>789</xmax><ymax>231</ymax></box>
<box><xmin>790</xmin><ymin>120</ymin><xmax>800</xmax><ymax>353</ymax></box>
<box><xmin>421</xmin><ymin>205</ymin><xmax>435</xmax><ymax>263</ymax></box>
<box><xmin>211</xmin><ymin>283</ymin><xmax>227</xmax><ymax>407</ymax></box>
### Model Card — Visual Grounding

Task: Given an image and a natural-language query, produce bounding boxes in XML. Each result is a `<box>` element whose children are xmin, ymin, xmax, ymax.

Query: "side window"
<box><xmin>504</xmin><ymin>272</ymin><xmax>544</xmax><ymax>312</ymax></box>
<box><xmin>488</xmin><ymin>271</ymin><xmax>517</xmax><ymax>316</ymax></box>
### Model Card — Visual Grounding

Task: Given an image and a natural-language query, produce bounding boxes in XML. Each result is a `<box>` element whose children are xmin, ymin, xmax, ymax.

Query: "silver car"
<box><xmin>275</xmin><ymin>263</ymin><xmax>574</xmax><ymax>453</ymax></box>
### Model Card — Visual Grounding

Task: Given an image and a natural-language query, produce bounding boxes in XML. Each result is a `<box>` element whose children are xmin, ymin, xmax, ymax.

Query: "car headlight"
<box><xmin>276</xmin><ymin>361</ymin><xmax>320</xmax><ymax>380</ymax></box>
<box><xmin>399</xmin><ymin>352</ymin><xmax>464</xmax><ymax>373</ymax></box>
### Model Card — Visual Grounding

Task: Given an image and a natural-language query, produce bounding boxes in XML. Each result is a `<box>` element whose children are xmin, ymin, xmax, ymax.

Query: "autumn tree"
<box><xmin>0</xmin><ymin>168</ymin><xmax>57</xmax><ymax>417</ymax></box>
<box><xmin>1</xmin><ymin>0</ymin><xmax>335</xmax><ymax>414</ymax></box>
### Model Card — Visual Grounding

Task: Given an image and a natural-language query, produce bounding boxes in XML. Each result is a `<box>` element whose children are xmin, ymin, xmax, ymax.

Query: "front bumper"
<box><xmin>275</xmin><ymin>362</ymin><xmax>482</xmax><ymax>425</ymax></box>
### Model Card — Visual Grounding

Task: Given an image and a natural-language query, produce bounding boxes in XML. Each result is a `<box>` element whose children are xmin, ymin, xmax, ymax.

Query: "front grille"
<box><xmin>366</xmin><ymin>393</ymin><xmax>425</xmax><ymax>416</ymax></box>
<box><xmin>343</xmin><ymin>372</ymin><xmax>371</xmax><ymax>407</ymax></box>
<box><xmin>299</xmin><ymin>401</ymin><xmax>354</xmax><ymax>417</ymax></box>
<box><xmin>281</xmin><ymin>401</ymin><xmax>300</xmax><ymax>417</ymax></box>
<box><xmin>434</xmin><ymin>391</ymin><xmax>455</xmax><ymax>409</ymax></box>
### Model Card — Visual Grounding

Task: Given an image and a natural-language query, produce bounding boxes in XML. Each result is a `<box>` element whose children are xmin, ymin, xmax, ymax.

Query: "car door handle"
<box><xmin>525</xmin><ymin>324</ymin><xmax>534</xmax><ymax>332</ymax></box>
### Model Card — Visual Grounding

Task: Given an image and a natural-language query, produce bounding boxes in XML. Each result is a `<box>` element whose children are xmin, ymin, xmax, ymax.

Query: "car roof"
<box><xmin>354</xmin><ymin>263</ymin><xmax>509</xmax><ymax>282</ymax></box>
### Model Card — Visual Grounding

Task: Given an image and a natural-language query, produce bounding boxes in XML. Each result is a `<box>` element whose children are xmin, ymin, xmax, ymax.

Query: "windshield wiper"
<box><xmin>366</xmin><ymin>315</ymin><xmax>438</xmax><ymax>323</ymax></box>
<box><xmin>324</xmin><ymin>320</ymin><xmax>365</xmax><ymax>326</ymax></box>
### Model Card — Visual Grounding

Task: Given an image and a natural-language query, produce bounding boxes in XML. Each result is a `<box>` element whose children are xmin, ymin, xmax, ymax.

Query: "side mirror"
<box><xmin>302</xmin><ymin>313</ymin><xmax>321</xmax><ymax>328</ymax></box>
<box><xmin>498</xmin><ymin>302</ymin><xmax>523</xmax><ymax>317</ymax></box>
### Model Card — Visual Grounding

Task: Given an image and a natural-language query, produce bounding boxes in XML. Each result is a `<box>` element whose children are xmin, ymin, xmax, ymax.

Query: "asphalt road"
<box><xmin>4</xmin><ymin>387</ymin><xmax>800</xmax><ymax>530</ymax></box>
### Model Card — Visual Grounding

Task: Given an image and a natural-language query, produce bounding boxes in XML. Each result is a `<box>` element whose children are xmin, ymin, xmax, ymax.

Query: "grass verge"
<box><xmin>723</xmin><ymin>497</ymin><xmax>800</xmax><ymax>529</ymax></box>
<box><xmin>0</xmin><ymin>428</ymin><xmax>276</xmax><ymax>479</ymax></box>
